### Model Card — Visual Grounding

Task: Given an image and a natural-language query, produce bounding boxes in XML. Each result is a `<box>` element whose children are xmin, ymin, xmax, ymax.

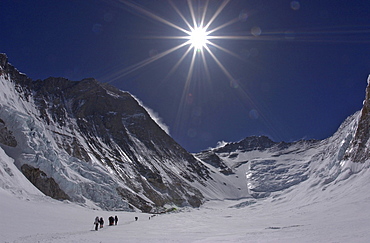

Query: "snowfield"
<box><xmin>2</xmin><ymin>163</ymin><xmax>370</xmax><ymax>243</ymax></box>
<box><xmin>2</xmin><ymin>189</ymin><xmax>370</xmax><ymax>243</ymax></box>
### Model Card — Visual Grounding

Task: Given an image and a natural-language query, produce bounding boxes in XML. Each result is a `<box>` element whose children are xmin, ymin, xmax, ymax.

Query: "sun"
<box><xmin>113</xmin><ymin>0</ymin><xmax>245</xmax><ymax>83</ymax></box>
<box><xmin>111</xmin><ymin>0</ymin><xmax>262</xmax><ymax>136</ymax></box>
<box><xmin>188</xmin><ymin>26</ymin><xmax>209</xmax><ymax>51</ymax></box>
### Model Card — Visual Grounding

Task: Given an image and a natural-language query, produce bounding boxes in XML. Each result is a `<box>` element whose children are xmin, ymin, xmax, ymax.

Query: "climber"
<box><xmin>99</xmin><ymin>217</ymin><xmax>104</xmax><ymax>228</ymax></box>
<box><xmin>94</xmin><ymin>216</ymin><xmax>99</xmax><ymax>231</ymax></box>
<box><xmin>114</xmin><ymin>215</ymin><xmax>118</xmax><ymax>225</ymax></box>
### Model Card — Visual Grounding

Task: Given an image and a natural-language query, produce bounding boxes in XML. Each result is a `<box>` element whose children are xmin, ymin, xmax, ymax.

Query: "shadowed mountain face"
<box><xmin>343</xmin><ymin>76</ymin><xmax>370</xmax><ymax>163</ymax></box>
<box><xmin>0</xmin><ymin>53</ymin><xmax>210</xmax><ymax>212</ymax></box>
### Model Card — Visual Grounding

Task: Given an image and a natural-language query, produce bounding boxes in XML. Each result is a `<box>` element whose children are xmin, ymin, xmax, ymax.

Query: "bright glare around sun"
<box><xmin>113</xmin><ymin>0</ymin><xmax>263</xmax><ymax>134</ymax></box>
<box><xmin>188</xmin><ymin>26</ymin><xmax>209</xmax><ymax>50</ymax></box>
<box><xmin>115</xmin><ymin>0</ymin><xmax>245</xmax><ymax>83</ymax></box>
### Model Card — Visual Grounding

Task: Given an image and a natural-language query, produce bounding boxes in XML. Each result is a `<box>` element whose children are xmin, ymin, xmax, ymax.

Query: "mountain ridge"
<box><xmin>0</xmin><ymin>53</ymin><xmax>214</xmax><ymax>212</ymax></box>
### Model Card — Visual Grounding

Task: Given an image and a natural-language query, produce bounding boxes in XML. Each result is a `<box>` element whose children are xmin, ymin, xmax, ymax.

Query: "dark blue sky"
<box><xmin>1</xmin><ymin>0</ymin><xmax>370</xmax><ymax>152</ymax></box>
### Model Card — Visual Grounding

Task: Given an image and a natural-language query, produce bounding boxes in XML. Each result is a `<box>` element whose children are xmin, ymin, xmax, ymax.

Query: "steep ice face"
<box><xmin>0</xmin><ymin>75</ymin><xmax>131</xmax><ymax>210</ymax></box>
<box><xmin>0</xmin><ymin>145</ymin><xmax>43</xmax><ymax>197</ymax></box>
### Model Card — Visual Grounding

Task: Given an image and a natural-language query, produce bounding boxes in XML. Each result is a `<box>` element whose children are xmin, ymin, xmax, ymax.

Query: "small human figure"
<box><xmin>94</xmin><ymin>216</ymin><xmax>99</xmax><ymax>231</ymax></box>
<box><xmin>114</xmin><ymin>215</ymin><xmax>118</xmax><ymax>225</ymax></box>
<box><xmin>135</xmin><ymin>216</ymin><xmax>138</xmax><ymax>221</ymax></box>
<box><xmin>99</xmin><ymin>217</ymin><xmax>104</xmax><ymax>228</ymax></box>
<box><xmin>109</xmin><ymin>216</ymin><xmax>114</xmax><ymax>226</ymax></box>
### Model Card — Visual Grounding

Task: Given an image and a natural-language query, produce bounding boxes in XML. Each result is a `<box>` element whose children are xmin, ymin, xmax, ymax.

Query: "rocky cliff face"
<box><xmin>21</xmin><ymin>164</ymin><xmax>70</xmax><ymax>200</ymax></box>
<box><xmin>0</xmin><ymin>53</ymin><xmax>210</xmax><ymax>212</ymax></box>
<box><xmin>343</xmin><ymin>75</ymin><xmax>370</xmax><ymax>162</ymax></box>
<box><xmin>0</xmin><ymin>118</ymin><xmax>17</xmax><ymax>147</ymax></box>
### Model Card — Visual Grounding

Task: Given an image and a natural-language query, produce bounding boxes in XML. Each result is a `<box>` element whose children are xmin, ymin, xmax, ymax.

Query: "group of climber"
<box><xmin>93</xmin><ymin>215</ymin><xmax>118</xmax><ymax>231</ymax></box>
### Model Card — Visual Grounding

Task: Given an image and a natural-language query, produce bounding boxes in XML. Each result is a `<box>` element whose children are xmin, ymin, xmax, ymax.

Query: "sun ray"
<box><xmin>121</xmin><ymin>0</ymin><xmax>189</xmax><ymax>35</ymax></box>
<box><xmin>208</xmin><ymin>35</ymin><xmax>255</xmax><ymax>40</ymax></box>
<box><xmin>106</xmin><ymin>41</ymin><xmax>188</xmax><ymax>83</ymax></box>
<box><xmin>207</xmin><ymin>41</ymin><xmax>242</xmax><ymax>60</ymax></box>
<box><xmin>168</xmin><ymin>0</ymin><xmax>193</xmax><ymax>31</ymax></box>
<box><xmin>199</xmin><ymin>0</ymin><xmax>209</xmax><ymax>28</ymax></box>
<box><xmin>187</xmin><ymin>0</ymin><xmax>198</xmax><ymax>30</ymax></box>
<box><xmin>200</xmin><ymin>48</ymin><xmax>211</xmax><ymax>82</ymax></box>
<box><xmin>186</xmin><ymin>48</ymin><xmax>198</xmax><ymax>83</ymax></box>
<box><xmin>163</xmin><ymin>45</ymin><xmax>194</xmax><ymax>81</ymax></box>
<box><xmin>204</xmin><ymin>45</ymin><xmax>235</xmax><ymax>82</ymax></box>
<box><xmin>172</xmin><ymin>47</ymin><xmax>199</xmax><ymax>135</ymax></box>
<box><xmin>207</xmin><ymin>18</ymin><xmax>240</xmax><ymax>35</ymax></box>
<box><xmin>204</xmin><ymin>0</ymin><xmax>231</xmax><ymax>30</ymax></box>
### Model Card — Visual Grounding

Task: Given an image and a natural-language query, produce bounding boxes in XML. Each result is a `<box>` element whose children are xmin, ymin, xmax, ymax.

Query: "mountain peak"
<box><xmin>0</xmin><ymin>56</ymin><xmax>211</xmax><ymax>212</ymax></box>
<box><xmin>0</xmin><ymin>53</ymin><xmax>8</xmax><ymax>69</ymax></box>
<box><xmin>213</xmin><ymin>135</ymin><xmax>277</xmax><ymax>154</ymax></box>
<box><xmin>343</xmin><ymin>75</ymin><xmax>370</xmax><ymax>162</ymax></box>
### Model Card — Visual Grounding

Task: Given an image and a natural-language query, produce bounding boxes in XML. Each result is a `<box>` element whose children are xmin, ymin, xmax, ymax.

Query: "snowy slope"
<box><xmin>2</xmin><ymin>153</ymin><xmax>370</xmax><ymax>242</ymax></box>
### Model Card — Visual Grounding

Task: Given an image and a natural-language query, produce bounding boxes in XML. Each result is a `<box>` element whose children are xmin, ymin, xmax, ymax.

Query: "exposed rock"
<box><xmin>214</xmin><ymin>136</ymin><xmax>278</xmax><ymax>154</ymax></box>
<box><xmin>344</xmin><ymin>75</ymin><xmax>370</xmax><ymax>162</ymax></box>
<box><xmin>195</xmin><ymin>151</ymin><xmax>233</xmax><ymax>175</ymax></box>
<box><xmin>0</xmin><ymin>118</ymin><xmax>17</xmax><ymax>147</ymax></box>
<box><xmin>21</xmin><ymin>164</ymin><xmax>70</xmax><ymax>200</ymax></box>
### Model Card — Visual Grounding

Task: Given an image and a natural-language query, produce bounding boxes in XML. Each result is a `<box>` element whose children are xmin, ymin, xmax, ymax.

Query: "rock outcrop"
<box><xmin>344</xmin><ymin>75</ymin><xmax>370</xmax><ymax>162</ymax></box>
<box><xmin>21</xmin><ymin>164</ymin><xmax>70</xmax><ymax>200</ymax></box>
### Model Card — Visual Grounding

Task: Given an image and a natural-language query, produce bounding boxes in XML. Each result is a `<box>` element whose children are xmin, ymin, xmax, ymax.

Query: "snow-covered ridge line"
<box><xmin>196</xmin><ymin>96</ymin><xmax>370</xmax><ymax>199</ymax></box>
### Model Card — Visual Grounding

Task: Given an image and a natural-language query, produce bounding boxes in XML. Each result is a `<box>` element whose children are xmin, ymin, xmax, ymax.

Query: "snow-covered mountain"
<box><xmin>196</xmin><ymin>98</ymin><xmax>370</xmax><ymax>201</ymax></box>
<box><xmin>0</xmin><ymin>53</ymin><xmax>221</xmax><ymax>212</ymax></box>
<box><xmin>1</xmin><ymin>52</ymin><xmax>370</xmax><ymax>218</ymax></box>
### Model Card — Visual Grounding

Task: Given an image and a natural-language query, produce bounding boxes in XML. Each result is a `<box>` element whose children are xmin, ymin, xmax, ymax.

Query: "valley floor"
<box><xmin>2</xmin><ymin>186</ymin><xmax>370</xmax><ymax>243</ymax></box>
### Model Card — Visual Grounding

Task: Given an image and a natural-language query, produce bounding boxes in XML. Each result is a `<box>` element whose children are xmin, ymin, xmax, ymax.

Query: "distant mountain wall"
<box><xmin>0</xmin><ymin>53</ymin><xmax>212</xmax><ymax>212</ymax></box>
<box><xmin>196</xmin><ymin>77</ymin><xmax>370</xmax><ymax>199</ymax></box>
